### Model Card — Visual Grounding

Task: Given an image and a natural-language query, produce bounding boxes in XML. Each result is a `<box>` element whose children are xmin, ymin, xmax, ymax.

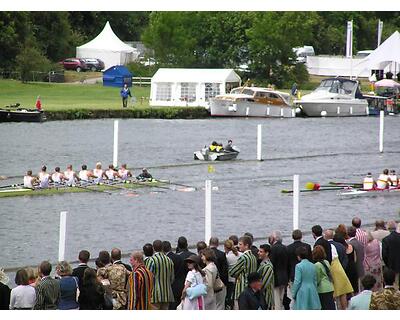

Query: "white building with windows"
<box><xmin>149</xmin><ymin>68</ymin><xmax>241</xmax><ymax>107</ymax></box>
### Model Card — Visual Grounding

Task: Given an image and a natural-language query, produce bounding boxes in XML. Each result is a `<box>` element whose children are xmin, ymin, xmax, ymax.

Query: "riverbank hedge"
<box><xmin>44</xmin><ymin>107</ymin><xmax>210</xmax><ymax>121</ymax></box>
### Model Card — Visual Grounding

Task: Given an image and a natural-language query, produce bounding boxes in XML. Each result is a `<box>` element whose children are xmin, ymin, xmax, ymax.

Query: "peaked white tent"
<box><xmin>150</xmin><ymin>68</ymin><xmax>242</xmax><ymax>107</ymax></box>
<box><xmin>356</xmin><ymin>31</ymin><xmax>400</xmax><ymax>73</ymax></box>
<box><xmin>76</xmin><ymin>21</ymin><xmax>139</xmax><ymax>69</ymax></box>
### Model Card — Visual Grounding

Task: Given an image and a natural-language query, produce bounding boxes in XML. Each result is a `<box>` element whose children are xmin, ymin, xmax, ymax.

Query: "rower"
<box><xmin>51</xmin><ymin>167</ymin><xmax>65</xmax><ymax>185</ymax></box>
<box><xmin>389</xmin><ymin>169</ymin><xmax>398</xmax><ymax>188</ymax></box>
<box><xmin>24</xmin><ymin>170</ymin><xmax>37</xmax><ymax>188</ymax></box>
<box><xmin>363</xmin><ymin>172</ymin><xmax>376</xmax><ymax>190</ymax></box>
<box><xmin>93</xmin><ymin>162</ymin><xmax>107</xmax><ymax>184</ymax></box>
<box><xmin>105</xmin><ymin>164</ymin><xmax>119</xmax><ymax>181</ymax></box>
<box><xmin>79</xmin><ymin>164</ymin><xmax>94</xmax><ymax>182</ymax></box>
<box><xmin>118</xmin><ymin>164</ymin><xmax>132</xmax><ymax>181</ymax></box>
<box><xmin>376</xmin><ymin>169</ymin><xmax>393</xmax><ymax>190</ymax></box>
<box><xmin>38</xmin><ymin>165</ymin><xmax>51</xmax><ymax>188</ymax></box>
<box><xmin>64</xmin><ymin>164</ymin><xmax>79</xmax><ymax>186</ymax></box>
<box><xmin>136</xmin><ymin>168</ymin><xmax>153</xmax><ymax>181</ymax></box>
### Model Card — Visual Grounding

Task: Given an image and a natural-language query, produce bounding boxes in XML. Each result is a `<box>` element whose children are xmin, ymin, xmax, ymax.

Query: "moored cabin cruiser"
<box><xmin>294</xmin><ymin>78</ymin><xmax>371</xmax><ymax>117</ymax></box>
<box><xmin>208</xmin><ymin>86</ymin><xmax>294</xmax><ymax>118</ymax></box>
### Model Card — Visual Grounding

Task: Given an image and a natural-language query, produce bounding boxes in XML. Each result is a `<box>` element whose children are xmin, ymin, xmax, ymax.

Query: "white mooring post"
<box><xmin>293</xmin><ymin>175</ymin><xmax>300</xmax><ymax>230</ymax></box>
<box><xmin>113</xmin><ymin>120</ymin><xmax>119</xmax><ymax>167</ymax></box>
<box><xmin>205</xmin><ymin>180</ymin><xmax>212</xmax><ymax>242</ymax></box>
<box><xmin>58</xmin><ymin>211</ymin><xmax>67</xmax><ymax>261</ymax></box>
<box><xmin>379</xmin><ymin>110</ymin><xmax>384</xmax><ymax>153</ymax></box>
<box><xmin>257</xmin><ymin>124</ymin><xmax>262</xmax><ymax>161</ymax></box>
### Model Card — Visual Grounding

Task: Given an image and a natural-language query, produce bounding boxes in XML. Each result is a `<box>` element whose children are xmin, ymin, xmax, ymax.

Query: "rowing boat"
<box><xmin>0</xmin><ymin>180</ymin><xmax>163</xmax><ymax>198</ymax></box>
<box><xmin>338</xmin><ymin>187</ymin><xmax>400</xmax><ymax>197</ymax></box>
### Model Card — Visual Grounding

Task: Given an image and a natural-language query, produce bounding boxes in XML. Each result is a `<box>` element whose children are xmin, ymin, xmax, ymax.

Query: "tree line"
<box><xmin>1</xmin><ymin>12</ymin><xmax>399</xmax><ymax>86</ymax></box>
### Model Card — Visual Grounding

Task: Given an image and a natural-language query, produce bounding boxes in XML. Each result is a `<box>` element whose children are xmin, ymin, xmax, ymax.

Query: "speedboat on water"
<box><xmin>208</xmin><ymin>86</ymin><xmax>295</xmax><ymax>118</ymax></box>
<box><xmin>294</xmin><ymin>78</ymin><xmax>377</xmax><ymax>117</ymax></box>
<box><xmin>194</xmin><ymin>146</ymin><xmax>240</xmax><ymax>161</ymax></box>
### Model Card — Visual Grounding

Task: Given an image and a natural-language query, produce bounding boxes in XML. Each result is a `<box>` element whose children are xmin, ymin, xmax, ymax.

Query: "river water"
<box><xmin>0</xmin><ymin>117</ymin><xmax>399</xmax><ymax>273</ymax></box>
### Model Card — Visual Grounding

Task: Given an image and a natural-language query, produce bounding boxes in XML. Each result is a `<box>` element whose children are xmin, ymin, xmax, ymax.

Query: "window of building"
<box><xmin>205</xmin><ymin>83</ymin><xmax>221</xmax><ymax>101</ymax></box>
<box><xmin>180</xmin><ymin>82</ymin><xmax>197</xmax><ymax>102</ymax></box>
<box><xmin>156</xmin><ymin>83</ymin><xmax>172</xmax><ymax>101</ymax></box>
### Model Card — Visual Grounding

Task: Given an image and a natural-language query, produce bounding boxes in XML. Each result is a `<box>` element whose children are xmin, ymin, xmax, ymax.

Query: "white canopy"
<box><xmin>151</xmin><ymin>68</ymin><xmax>241</xmax><ymax>83</ymax></box>
<box><xmin>356</xmin><ymin>31</ymin><xmax>400</xmax><ymax>72</ymax></box>
<box><xmin>76</xmin><ymin>21</ymin><xmax>139</xmax><ymax>69</ymax></box>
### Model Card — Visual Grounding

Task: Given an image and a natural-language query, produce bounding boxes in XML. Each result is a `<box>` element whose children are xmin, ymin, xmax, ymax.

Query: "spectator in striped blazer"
<box><xmin>352</xmin><ymin>217</ymin><xmax>368</xmax><ymax>247</ymax></box>
<box><xmin>33</xmin><ymin>261</ymin><xmax>60</xmax><ymax>310</ymax></box>
<box><xmin>229</xmin><ymin>236</ymin><xmax>258</xmax><ymax>310</ymax></box>
<box><xmin>258</xmin><ymin>244</ymin><xmax>275</xmax><ymax>309</ymax></box>
<box><xmin>127</xmin><ymin>251</ymin><xmax>153</xmax><ymax>310</ymax></box>
<box><xmin>145</xmin><ymin>240</ymin><xmax>175</xmax><ymax>310</ymax></box>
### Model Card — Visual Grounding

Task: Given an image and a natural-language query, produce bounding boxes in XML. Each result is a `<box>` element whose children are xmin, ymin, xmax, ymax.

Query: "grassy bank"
<box><xmin>0</xmin><ymin>79</ymin><xmax>151</xmax><ymax>110</ymax></box>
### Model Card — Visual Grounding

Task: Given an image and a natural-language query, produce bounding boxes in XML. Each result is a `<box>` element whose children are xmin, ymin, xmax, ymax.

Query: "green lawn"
<box><xmin>0</xmin><ymin>79</ymin><xmax>151</xmax><ymax>111</ymax></box>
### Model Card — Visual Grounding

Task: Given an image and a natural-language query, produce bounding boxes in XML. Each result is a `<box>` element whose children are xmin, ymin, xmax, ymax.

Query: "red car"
<box><xmin>59</xmin><ymin>58</ymin><xmax>88</xmax><ymax>72</ymax></box>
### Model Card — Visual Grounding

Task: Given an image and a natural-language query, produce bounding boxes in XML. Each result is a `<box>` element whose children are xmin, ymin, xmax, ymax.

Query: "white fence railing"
<box><xmin>132</xmin><ymin>76</ymin><xmax>151</xmax><ymax>86</ymax></box>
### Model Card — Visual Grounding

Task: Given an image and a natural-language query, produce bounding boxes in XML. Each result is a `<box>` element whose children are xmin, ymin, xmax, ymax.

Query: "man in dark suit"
<box><xmin>209</xmin><ymin>237</ymin><xmax>229</xmax><ymax>310</ymax></box>
<box><xmin>348</xmin><ymin>226</ymin><xmax>365</xmax><ymax>293</ymax></box>
<box><xmin>312</xmin><ymin>225</ymin><xmax>332</xmax><ymax>263</ymax></box>
<box><xmin>111</xmin><ymin>248</ymin><xmax>132</xmax><ymax>272</ymax></box>
<box><xmin>382</xmin><ymin>223</ymin><xmax>400</xmax><ymax>289</ymax></box>
<box><xmin>269</xmin><ymin>230</ymin><xmax>288</xmax><ymax>310</ymax></box>
<box><xmin>72</xmin><ymin>250</ymin><xmax>90</xmax><ymax>289</ymax></box>
<box><xmin>175</xmin><ymin>236</ymin><xmax>195</xmax><ymax>275</ymax></box>
<box><xmin>324</xmin><ymin>229</ymin><xmax>348</xmax><ymax>269</ymax></box>
<box><xmin>0</xmin><ymin>269</ymin><xmax>11</xmax><ymax>310</ymax></box>
<box><xmin>286</xmin><ymin>229</ymin><xmax>311</xmax><ymax>309</ymax></box>
<box><xmin>34</xmin><ymin>261</ymin><xmax>60</xmax><ymax>310</ymax></box>
<box><xmin>162</xmin><ymin>240</ymin><xmax>186</xmax><ymax>310</ymax></box>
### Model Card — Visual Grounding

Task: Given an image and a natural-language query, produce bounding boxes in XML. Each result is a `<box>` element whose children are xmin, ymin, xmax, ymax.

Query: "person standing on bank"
<box><xmin>120</xmin><ymin>83</ymin><xmax>132</xmax><ymax>108</ymax></box>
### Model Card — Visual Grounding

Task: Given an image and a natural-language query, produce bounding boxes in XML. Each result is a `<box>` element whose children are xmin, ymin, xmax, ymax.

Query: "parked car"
<box><xmin>59</xmin><ymin>58</ymin><xmax>88</xmax><ymax>72</ymax></box>
<box><xmin>81</xmin><ymin>58</ymin><xmax>105</xmax><ymax>71</ymax></box>
<box><xmin>293</xmin><ymin>46</ymin><xmax>315</xmax><ymax>63</ymax></box>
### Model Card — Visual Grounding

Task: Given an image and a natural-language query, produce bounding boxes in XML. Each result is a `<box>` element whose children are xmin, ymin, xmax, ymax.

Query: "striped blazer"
<box><xmin>33</xmin><ymin>276</ymin><xmax>60</xmax><ymax>310</ymax></box>
<box><xmin>229</xmin><ymin>250</ymin><xmax>257</xmax><ymax>300</ymax></box>
<box><xmin>127</xmin><ymin>264</ymin><xmax>154</xmax><ymax>310</ymax></box>
<box><xmin>258</xmin><ymin>260</ymin><xmax>275</xmax><ymax>309</ymax></box>
<box><xmin>145</xmin><ymin>252</ymin><xmax>175</xmax><ymax>303</ymax></box>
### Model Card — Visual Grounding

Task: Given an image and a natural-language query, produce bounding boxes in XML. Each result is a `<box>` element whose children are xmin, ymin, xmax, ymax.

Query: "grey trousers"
<box><xmin>215</xmin><ymin>286</ymin><xmax>227</xmax><ymax>310</ymax></box>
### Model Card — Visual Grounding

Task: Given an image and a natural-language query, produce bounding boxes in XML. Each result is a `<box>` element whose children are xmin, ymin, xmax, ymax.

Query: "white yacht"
<box><xmin>208</xmin><ymin>87</ymin><xmax>295</xmax><ymax>118</ymax></box>
<box><xmin>294</xmin><ymin>78</ymin><xmax>370</xmax><ymax>117</ymax></box>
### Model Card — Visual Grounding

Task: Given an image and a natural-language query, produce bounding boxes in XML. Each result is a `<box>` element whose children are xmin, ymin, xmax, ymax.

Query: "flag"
<box><xmin>377</xmin><ymin>20</ymin><xmax>383</xmax><ymax>47</ymax></box>
<box><xmin>346</xmin><ymin>21</ymin><xmax>353</xmax><ymax>58</ymax></box>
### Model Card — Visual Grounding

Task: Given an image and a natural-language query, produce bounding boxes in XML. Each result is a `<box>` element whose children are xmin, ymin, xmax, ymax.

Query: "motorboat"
<box><xmin>194</xmin><ymin>146</ymin><xmax>240</xmax><ymax>161</ymax></box>
<box><xmin>208</xmin><ymin>87</ymin><xmax>295</xmax><ymax>118</ymax></box>
<box><xmin>0</xmin><ymin>104</ymin><xmax>46</xmax><ymax>122</ymax></box>
<box><xmin>294</xmin><ymin>78</ymin><xmax>372</xmax><ymax>117</ymax></box>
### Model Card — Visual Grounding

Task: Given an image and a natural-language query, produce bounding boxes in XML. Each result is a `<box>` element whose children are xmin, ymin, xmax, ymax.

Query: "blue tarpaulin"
<box><xmin>103</xmin><ymin>65</ymin><xmax>133</xmax><ymax>87</ymax></box>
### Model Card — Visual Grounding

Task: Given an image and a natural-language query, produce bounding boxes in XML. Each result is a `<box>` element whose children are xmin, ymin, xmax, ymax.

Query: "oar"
<box><xmin>282</xmin><ymin>187</ymin><xmax>347</xmax><ymax>194</ymax></box>
<box><xmin>0</xmin><ymin>183</ymin><xmax>24</xmax><ymax>189</ymax></box>
<box><xmin>126</xmin><ymin>179</ymin><xmax>172</xmax><ymax>190</ymax></box>
<box><xmin>70</xmin><ymin>183</ymin><xmax>112</xmax><ymax>195</ymax></box>
<box><xmin>157</xmin><ymin>179</ymin><xmax>197</xmax><ymax>191</ymax></box>
<box><xmin>329</xmin><ymin>181</ymin><xmax>363</xmax><ymax>187</ymax></box>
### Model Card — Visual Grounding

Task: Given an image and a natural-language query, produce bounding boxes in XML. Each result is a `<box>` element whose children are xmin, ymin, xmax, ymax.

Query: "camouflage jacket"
<box><xmin>369</xmin><ymin>287</ymin><xmax>400</xmax><ymax>310</ymax></box>
<box><xmin>104</xmin><ymin>263</ymin><xmax>130</xmax><ymax>309</ymax></box>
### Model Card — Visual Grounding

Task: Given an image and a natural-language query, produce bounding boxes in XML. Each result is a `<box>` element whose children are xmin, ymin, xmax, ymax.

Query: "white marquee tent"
<box><xmin>356</xmin><ymin>31</ymin><xmax>400</xmax><ymax>74</ymax></box>
<box><xmin>76</xmin><ymin>21</ymin><xmax>139</xmax><ymax>70</ymax></box>
<box><xmin>150</xmin><ymin>68</ymin><xmax>241</xmax><ymax>107</ymax></box>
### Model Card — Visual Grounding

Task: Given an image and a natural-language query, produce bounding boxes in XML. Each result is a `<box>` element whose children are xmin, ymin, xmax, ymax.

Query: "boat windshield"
<box><xmin>230</xmin><ymin>88</ymin><xmax>254</xmax><ymax>96</ymax></box>
<box><xmin>315</xmin><ymin>79</ymin><xmax>356</xmax><ymax>95</ymax></box>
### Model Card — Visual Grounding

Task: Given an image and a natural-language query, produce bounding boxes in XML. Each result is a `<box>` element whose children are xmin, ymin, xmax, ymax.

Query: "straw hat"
<box><xmin>0</xmin><ymin>268</ymin><xmax>9</xmax><ymax>285</ymax></box>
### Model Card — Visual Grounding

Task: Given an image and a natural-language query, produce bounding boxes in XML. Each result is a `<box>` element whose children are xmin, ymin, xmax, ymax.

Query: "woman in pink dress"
<box><xmin>363</xmin><ymin>231</ymin><xmax>383</xmax><ymax>291</ymax></box>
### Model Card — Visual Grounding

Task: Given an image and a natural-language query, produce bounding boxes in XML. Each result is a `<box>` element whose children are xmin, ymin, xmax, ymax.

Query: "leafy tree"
<box><xmin>246</xmin><ymin>12</ymin><xmax>318</xmax><ymax>87</ymax></box>
<box><xmin>16</xmin><ymin>37</ymin><xmax>52</xmax><ymax>82</ymax></box>
<box><xmin>0</xmin><ymin>12</ymin><xmax>31</xmax><ymax>69</ymax></box>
